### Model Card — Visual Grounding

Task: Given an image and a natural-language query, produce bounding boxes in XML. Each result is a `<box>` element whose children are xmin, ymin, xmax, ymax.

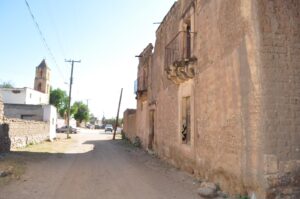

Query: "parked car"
<box><xmin>104</xmin><ymin>124</ymin><xmax>113</xmax><ymax>132</ymax></box>
<box><xmin>56</xmin><ymin>126</ymin><xmax>78</xmax><ymax>134</ymax></box>
<box><xmin>95</xmin><ymin>125</ymin><xmax>101</xmax><ymax>129</ymax></box>
<box><xmin>86</xmin><ymin>124</ymin><xmax>95</xmax><ymax>129</ymax></box>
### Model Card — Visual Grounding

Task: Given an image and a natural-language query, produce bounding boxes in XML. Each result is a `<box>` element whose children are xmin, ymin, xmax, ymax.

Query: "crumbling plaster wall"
<box><xmin>123</xmin><ymin>109</ymin><xmax>137</xmax><ymax>142</ymax></box>
<box><xmin>151</xmin><ymin>1</ymin><xmax>182</xmax><ymax>160</ymax></box>
<box><xmin>135</xmin><ymin>45</ymin><xmax>154</xmax><ymax>148</ymax></box>
<box><xmin>257</xmin><ymin>0</ymin><xmax>300</xmax><ymax>198</ymax></box>
<box><xmin>136</xmin><ymin>100</ymin><xmax>149</xmax><ymax>147</ymax></box>
<box><xmin>148</xmin><ymin>0</ymin><xmax>300</xmax><ymax>197</ymax></box>
<box><xmin>133</xmin><ymin>0</ymin><xmax>299</xmax><ymax>198</ymax></box>
<box><xmin>151</xmin><ymin>0</ymin><xmax>260</xmax><ymax>194</ymax></box>
<box><xmin>192</xmin><ymin>0</ymin><xmax>263</xmax><ymax>195</ymax></box>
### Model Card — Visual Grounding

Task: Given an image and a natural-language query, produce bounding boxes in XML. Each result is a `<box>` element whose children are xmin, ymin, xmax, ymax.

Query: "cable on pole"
<box><xmin>25</xmin><ymin>0</ymin><xmax>66</xmax><ymax>82</ymax></box>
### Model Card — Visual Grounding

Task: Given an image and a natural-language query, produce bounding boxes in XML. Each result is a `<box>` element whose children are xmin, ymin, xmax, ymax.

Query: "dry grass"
<box><xmin>15</xmin><ymin>134</ymin><xmax>76</xmax><ymax>154</ymax></box>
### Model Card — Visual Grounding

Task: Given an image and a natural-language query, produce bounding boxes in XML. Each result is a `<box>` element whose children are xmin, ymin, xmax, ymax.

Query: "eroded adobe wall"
<box><xmin>257</xmin><ymin>0</ymin><xmax>300</xmax><ymax>198</ymax></box>
<box><xmin>151</xmin><ymin>0</ymin><xmax>263</xmax><ymax>195</ymax></box>
<box><xmin>192</xmin><ymin>0</ymin><xmax>263</xmax><ymax>195</ymax></box>
<box><xmin>135</xmin><ymin>45</ymin><xmax>154</xmax><ymax>148</ymax></box>
<box><xmin>136</xmin><ymin>100</ymin><xmax>149</xmax><ymax>147</ymax></box>
<box><xmin>123</xmin><ymin>109</ymin><xmax>137</xmax><ymax>142</ymax></box>
<box><xmin>151</xmin><ymin>1</ymin><xmax>183</xmax><ymax>162</ymax></box>
<box><xmin>145</xmin><ymin>0</ymin><xmax>299</xmax><ymax>198</ymax></box>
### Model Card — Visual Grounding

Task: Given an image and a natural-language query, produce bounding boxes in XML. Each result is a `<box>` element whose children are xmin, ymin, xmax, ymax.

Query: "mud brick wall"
<box><xmin>123</xmin><ymin>109</ymin><xmax>137</xmax><ymax>142</ymax></box>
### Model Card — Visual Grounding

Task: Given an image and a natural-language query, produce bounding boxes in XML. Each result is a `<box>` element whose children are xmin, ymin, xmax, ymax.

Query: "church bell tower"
<box><xmin>34</xmin><ymin>59</ymin><xmax>51</xmax><ymax>94</ymax></box>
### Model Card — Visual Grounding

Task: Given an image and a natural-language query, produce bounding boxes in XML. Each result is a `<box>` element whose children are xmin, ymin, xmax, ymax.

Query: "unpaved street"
<box><xmin>0</xmin><ymin>130</ymin><xmax>200</xmax><ymax>199</ymax></box>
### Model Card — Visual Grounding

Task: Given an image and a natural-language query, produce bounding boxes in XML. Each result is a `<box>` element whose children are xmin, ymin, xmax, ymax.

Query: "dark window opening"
<box><xmin>186</xmin><ymin>24</ymin><xmax>191</xmax><ymax>59</ymax></box>
<box><xmin>38</xmin><ymin>83</ymin><xmax>42</xmax><ymax>91</ymax></box>
<box><xmin>148</xmin><ymin>110</ymin><xmax>155</xmax><ymax>150</ymax></box>
<box><xmin>21</xmin><ymin>114</ymin><xmax>35</xmax><ymax>120</ymax></box>
<box><xmin>181</xmin><ymin>96</ymin><xmax>191</xmax><ymax>144</ymax></box>
<box><xmin>143</xmin><ymin>68</ymin><xmax>147</xmax><ymax>90</ymax></box>
<box><xmin>12</xmin><ymin>90</ymin><xmax>21</xmax><ymax>94</ymax></box>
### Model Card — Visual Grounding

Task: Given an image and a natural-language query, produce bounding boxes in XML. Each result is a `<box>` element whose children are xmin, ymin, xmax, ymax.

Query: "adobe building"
<box><xmin>123</xmin><ymin>0</ymin><xmax>300</xmax><ymax>198</ymax></box>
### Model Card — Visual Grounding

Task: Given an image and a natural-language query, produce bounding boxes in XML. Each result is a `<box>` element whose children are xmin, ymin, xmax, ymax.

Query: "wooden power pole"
<box><xmin>65</xmin><ymin>59</ymin><xmax>81</xmax><ymax>139</ymax></box>
<box><xmin>113</xmin><ymin>88</ymin><xmax>123</xmax><ymax>140</ymax></box>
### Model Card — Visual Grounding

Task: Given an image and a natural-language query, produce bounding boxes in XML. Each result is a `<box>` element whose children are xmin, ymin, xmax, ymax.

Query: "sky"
<box><xmin>0</xmin><ymin>0</ymin><xmax>175</xmax><ymax>119</ymax></box>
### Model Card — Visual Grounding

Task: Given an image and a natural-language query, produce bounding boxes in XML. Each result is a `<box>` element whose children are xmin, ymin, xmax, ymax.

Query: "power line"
<box><xmin>46</xmin><ymin>5</ymin><xmax>67</xmax><ymax>59</ymax></box>
<box><xmin>25</xmin><ymin>0</ymin><xmax>66</xmax><ymax>82</ymax></box>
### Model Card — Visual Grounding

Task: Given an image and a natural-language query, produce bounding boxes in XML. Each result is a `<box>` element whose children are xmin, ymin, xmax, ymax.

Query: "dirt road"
<box><xmin>0</xmin><ymin>130</ymin><xmax>200</xmax><ymax>199</ymax></box>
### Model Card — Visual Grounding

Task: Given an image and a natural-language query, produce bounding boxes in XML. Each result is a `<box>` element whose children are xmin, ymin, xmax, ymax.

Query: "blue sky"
<box><xmin>0</xmin><ymin>0</ymin><xmax>175</xmax><ymax>118</ymax></box>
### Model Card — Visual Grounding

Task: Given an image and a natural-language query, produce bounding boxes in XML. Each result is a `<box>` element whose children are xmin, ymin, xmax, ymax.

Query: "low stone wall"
<box><xmin>0</xmin><ymin>118</ymin><xmax>49</xmax><ymax>152</ymax></box>
<box><xmin>123</xmin><ymin>109</ymin><xmax>137</xmax><ymax>142</ymax></box>
<box><xmin>0</xmin><ymin>123</ymin><xmax>10</xmax><ymax>152</ymax></box>
<box><xmin>0</xmin><ymin>96</ymin><xmax>4</xmax><ymax>123</ymax></box>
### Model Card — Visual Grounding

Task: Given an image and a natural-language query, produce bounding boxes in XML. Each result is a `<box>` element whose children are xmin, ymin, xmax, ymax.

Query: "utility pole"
<box><xmin>85</xmin><ymin>98</ymin><xmax>91</xmax><ymax>127</ymax></box>
<box><xmin>113</xmin><ymin>88</ymin><xmax>123</xmax><ymax>140</ymax></box>
<box><xmin>86</xmin><ymin>99</ymin><xmax>91</xmax><ymax>109</ymax></box>
<box><xmin>65</xmin><ymin>59</ymin><xmax>81</xmax><ymax>138</ymax></box>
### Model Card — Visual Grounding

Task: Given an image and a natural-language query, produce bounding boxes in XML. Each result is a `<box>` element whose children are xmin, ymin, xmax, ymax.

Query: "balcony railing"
<box><xmin>165</xmin><ymin>31</ymin><xmax>197</xmax><ymax>84</ymax></box>
<box><xmin>134</xmin><ymin>79</ymin><xmax>138</xmax><ymax>94</ymax></box>
<box><xmin>134</xmin><ymin>78</ymin><xmax>148</xmax><ymax>100</ymax></box>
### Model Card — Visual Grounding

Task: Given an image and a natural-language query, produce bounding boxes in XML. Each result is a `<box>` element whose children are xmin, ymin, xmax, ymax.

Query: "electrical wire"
<box><xmin>25</xmin><ymin>0</ymin><xmax>66</xmax><ymax>82</ymax></box>
<box><xmin>46</xmin><ymin>3</ymin><xmax>67</xmax><ymax>59</ymax></box>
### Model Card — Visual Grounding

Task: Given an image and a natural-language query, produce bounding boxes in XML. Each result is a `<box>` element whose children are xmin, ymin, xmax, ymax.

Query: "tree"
<box><xmin>102</xmin><ymin>117</ymin><xmax>123</xmax><ymax>126</ymax></box>
<box><xmin>49</xmin><ymin>88</ymin><xmax>68</xmax><ymax>117</ymax></box>
<box><xmin>89</xmin><ymin>113</ymin><xmax>98</xmax><ymax>124</ymax></box>
<box><xmin>72</xmin><ymin>101</ymin><xmax>89</xmax><ymax>124</ymax></box>
<box><xmin>0</xmin><ymin>81</ymin><xmax>14</xmax><ymax>88</ymax></box>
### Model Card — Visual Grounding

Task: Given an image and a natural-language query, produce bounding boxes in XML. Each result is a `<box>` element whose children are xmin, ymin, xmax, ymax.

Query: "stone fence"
<box><xmin>0</xmin><ymin>119</ymin><xmax>49</xmax><ymax>152</ymax></box>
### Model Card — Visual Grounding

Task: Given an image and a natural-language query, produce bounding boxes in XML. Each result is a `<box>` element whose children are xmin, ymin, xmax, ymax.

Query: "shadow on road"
<box><xmin>0</xmin><ymin>135</ymin><xmax>200</xmax><ymax>199</ymax></box>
